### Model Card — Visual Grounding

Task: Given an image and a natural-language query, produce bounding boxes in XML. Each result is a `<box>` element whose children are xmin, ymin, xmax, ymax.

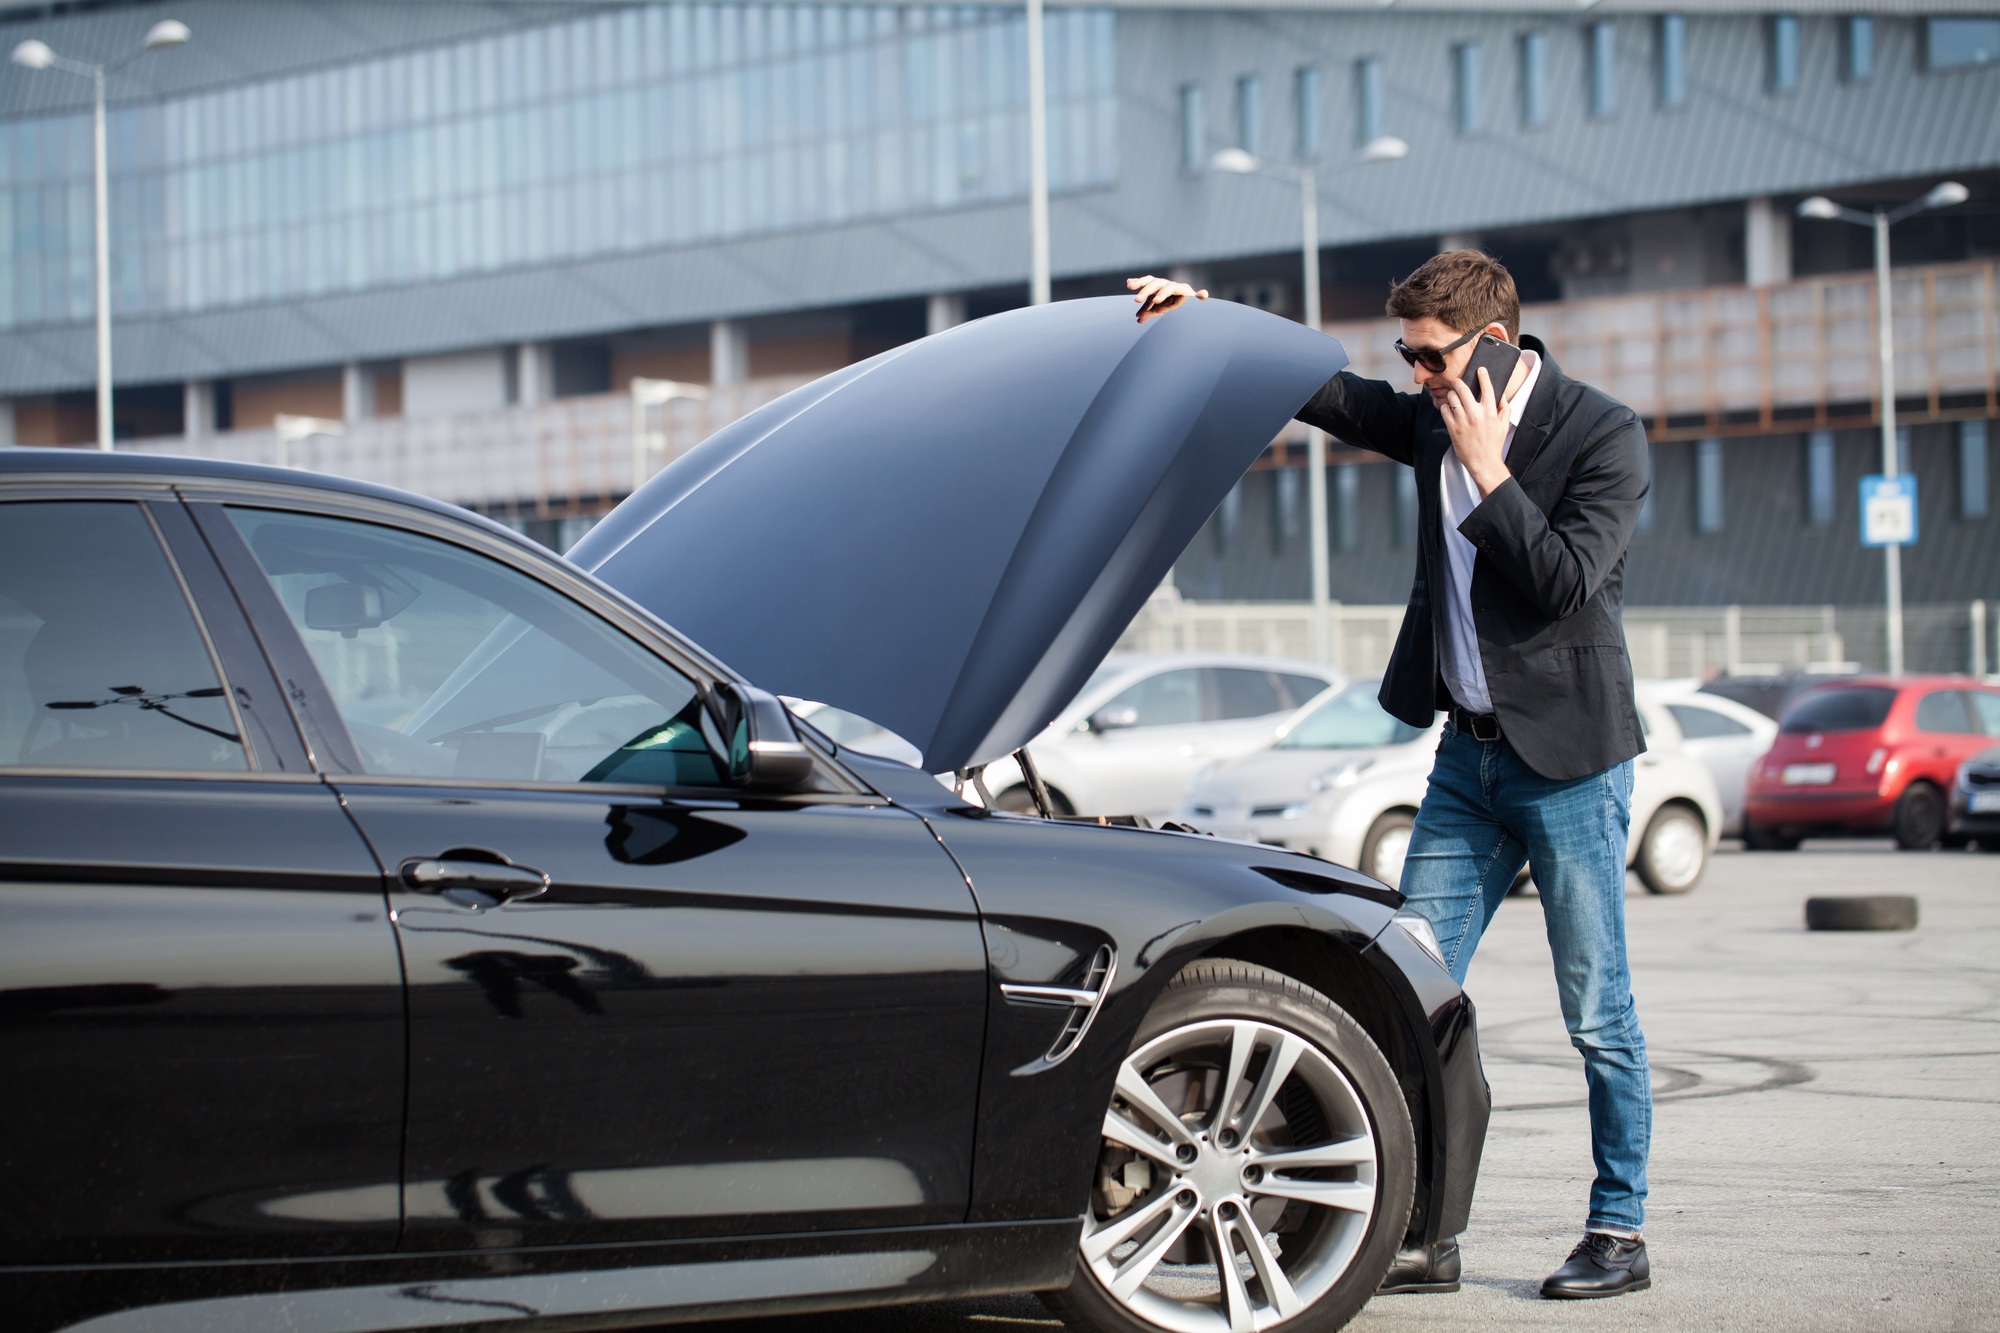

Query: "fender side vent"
<box><xmin>1253</xmin><ymin>864</ymin><xmax>1402</xmax><ymax>910</ymax></box>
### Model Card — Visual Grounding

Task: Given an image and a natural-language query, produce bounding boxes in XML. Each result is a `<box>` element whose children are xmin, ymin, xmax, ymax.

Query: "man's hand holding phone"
<box><xmin>1128</xmin><ymin>275</ymin><xmax>1207</xmax><ymax>323</ymax></box>
<box><xmin>1439</xmin><ymin>354</ymin><xmax>1531</xmax><ymax>499</ymax></box>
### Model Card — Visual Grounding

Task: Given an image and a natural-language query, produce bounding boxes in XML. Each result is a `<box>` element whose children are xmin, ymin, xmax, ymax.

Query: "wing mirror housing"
<box><xmin>710</xmin><ymin>682</ymin><xmax>817</xmax><ymax>790</ymax></box>
<box><xmin>1087</xmin><ymin>705</ymin><xmax>1140</xmax><ymax>733</ymax></box>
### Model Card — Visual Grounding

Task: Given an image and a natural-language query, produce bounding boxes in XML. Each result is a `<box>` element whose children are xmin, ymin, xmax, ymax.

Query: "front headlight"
<box><xmin>1307</xmin><ymin>758</ymin><xmax>1375</xmax><ymax>794</ymax></box>
<box><xmin>1391</xmin><ymin>911</ymin><xmax>1447</xmax><ymax>970</ymax></box>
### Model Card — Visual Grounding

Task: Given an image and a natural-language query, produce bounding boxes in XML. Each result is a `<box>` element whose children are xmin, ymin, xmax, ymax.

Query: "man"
<box><xmin>1129</xmin><ymin>252</ymin><xmax>1653</xmax><ymax>1301</ymax></box>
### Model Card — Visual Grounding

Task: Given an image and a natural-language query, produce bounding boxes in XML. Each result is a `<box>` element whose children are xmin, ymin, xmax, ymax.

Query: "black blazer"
<box><xmin>1295</xmin><ymin>336</ymin><xmax>1650</xmax><ymax>781</ymax></box>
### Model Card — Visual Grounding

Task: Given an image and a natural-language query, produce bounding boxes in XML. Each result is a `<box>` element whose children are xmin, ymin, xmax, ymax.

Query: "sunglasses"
<box><xmin>1394</xmin><ymin>326</ymin><xmax>1481</xmax><ymax>374</ymax></box>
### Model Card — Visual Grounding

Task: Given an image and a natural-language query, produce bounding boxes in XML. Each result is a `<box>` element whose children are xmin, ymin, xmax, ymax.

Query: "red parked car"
<box><xmin>1743</xmin><ymin>676</ymin><xmax>2000</xmax><ymax>850</ymax></box>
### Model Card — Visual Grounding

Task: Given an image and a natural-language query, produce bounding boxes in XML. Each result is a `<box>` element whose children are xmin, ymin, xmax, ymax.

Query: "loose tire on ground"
<box><xmin>1359</xmin><ymin>811</ymin><xmax>1416</xmax><ymax>889</ymax></box>
<box><xmin>1635</xmin><ymin>803</ymin><xmax>1708</xmax><ymax>894</ymax></box>
<box><xmin>1892</xmin><ymin>782</ymin><xmax>1946</xmax><ymax>850</ymax></box>
<box><xmin>1042</xmin><ymin>959</ymin><xmax>1416</xmax><ymax>1333</ymax></box>
<box><xmin>1805</xmin><ymin>895</ymin><xmax>1918</xmax><ymax>931</ymax></box>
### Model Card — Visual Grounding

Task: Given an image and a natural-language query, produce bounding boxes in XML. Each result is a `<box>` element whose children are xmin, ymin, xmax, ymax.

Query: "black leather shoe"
<box><xmin>1540</xmin><ymin>1233</ymin><xmax>1650</xmax><ymax>1299</ymax></box>
<box><xmin>1377</xmin><ymin>1237</ymin><xmax>1460</xmax><ymax>1294</ymax></box>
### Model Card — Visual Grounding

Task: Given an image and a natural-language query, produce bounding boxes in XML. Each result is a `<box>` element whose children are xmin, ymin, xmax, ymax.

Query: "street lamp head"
<box><xmin>1796</xmin><ymin>196</ymin><xmax>1843</xmax><ymax>220</ymax></box>
<box><xmin>10</xmin><ymin>39</ymin><xmax>54</xmax><ymax>70</ymax></box>
<box><xmin>1921</xmin><ymin>180</ymin><xmax>1969</xmax><ymax>211</ymax></box>
<box><xmin>1359</xmin><ymin>135</ymin><xmax>1409</xmax><ymax>164</ymax></box>
<box><xmin>143</xmin><ymin>20</ymin><xmax>190</xmax><ymax>50</ymax></box>
<box><xmin>1209</xmin><ymin>148</ymin><xmax>1259</xmax><ymax>174</ymax></box>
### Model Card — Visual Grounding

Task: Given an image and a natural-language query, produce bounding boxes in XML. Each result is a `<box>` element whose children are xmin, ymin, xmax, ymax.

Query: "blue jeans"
<box><xmin>1400</xmin><ymin>721</ymin><xmax>1650</xmax><ymax>1235</ymax></box>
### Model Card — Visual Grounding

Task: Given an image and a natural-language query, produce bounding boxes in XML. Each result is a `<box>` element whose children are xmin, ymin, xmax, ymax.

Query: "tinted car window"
<box><xmin>227</xmin><ymin>508</ymin><xmax>723</xmax><ymax>786</ymax></box>
<box><xmin>1914</xmin><ymin>690</ymin><xmax>1977</xmax><ymax>735</ymax></box>
<box><xmin>0</xmin><ymin>501</ymin><xmax>245</xmax><ymax>773</ymax></box>
<box><xmin>1972</xmin><ymin>692</ymin><xmax>2000</xmax><ymax>736</ymax></box>
<box><xmin>1277</xmin><ymin>685</ymin><xmax>1425</xmax><ymax>749</ymax></box>
<box><xmin>1101</xmin><ymin>669</ymin><xmax>1201</xmax><ymax>727</ymax></box>
<box><xmin>1667</xmin><ymin>702</ymin><xmax>1752</xmax><ymax>739</ymax></box>
<box><xmin>1207</xmin><ymin>668</ymin><xmax>1284</xmax><ymax>721</ymax></box>
<box><xmin>1780</xmin><ymin>686</ymin><xmax>1897</xmax><ymax>734</ymax></box>
<box><xmin>1276</xmin><ymin>672</ymin><xmax>1332</xmax><ymax>709</ymax></box>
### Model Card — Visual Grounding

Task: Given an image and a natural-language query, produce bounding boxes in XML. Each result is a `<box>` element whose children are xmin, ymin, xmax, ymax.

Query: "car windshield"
<box><xmin>1276</xmin><ymin>685</ymin><xmax>1424</xmax><ymax>749</ymax></box>
<box><xmin>1779</xmin><ymin>686</ymin><xmax>1897</xmax><ymax>734</ymax></box>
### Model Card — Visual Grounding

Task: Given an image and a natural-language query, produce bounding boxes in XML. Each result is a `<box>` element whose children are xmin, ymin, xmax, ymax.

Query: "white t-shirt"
<box><xmin>1437</xmin><ymin>350</ymin><xmax>1541</xmax><ymax>715</ymax></box>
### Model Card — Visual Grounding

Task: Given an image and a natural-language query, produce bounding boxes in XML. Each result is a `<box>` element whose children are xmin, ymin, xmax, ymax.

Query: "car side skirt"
<box><xmin>3</xmin><ymin>1219</ymin><xmax>1080</xmax><ymax>1333</ymax></box>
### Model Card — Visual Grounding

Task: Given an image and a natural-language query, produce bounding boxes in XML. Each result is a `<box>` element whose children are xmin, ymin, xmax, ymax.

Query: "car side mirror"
<box><xmin>303</xmin><ymin>582</ymin><xmax>387</xmax><ymax>638</ymax></box>
<box><xmin>1088</xmin><ymin>705</ymin><xmax>1140</xmax><ymax>733</ymax></box>
<box><xmin>710</xmin><ymin>682</ymin><xmax>817</xmax><ymax>790</ymax></box>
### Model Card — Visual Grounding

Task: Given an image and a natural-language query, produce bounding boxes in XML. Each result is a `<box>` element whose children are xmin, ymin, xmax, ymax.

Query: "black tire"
<box><xmin>1635</xmin><ymin>803</ymin><xmax>1707</xmax><ymax>895</ymax></box>
<box><xmin>1805</xmin><ymin>895</ymin><xmax>1918</xmax><ymax>931</ymax></box>
<box><xmin>1041</xmin><ymin>959</ymin><xmax>1416</xmax><ymax>1333</ymax></box>
<box><xmin>1742</xmin><ymin>816</ymin><xmax>1802</xmax><ymax>852</ymax></box>
<box><xmin>1358</xmin><ymin>811</ymin><xmax>1416</xmax><ymax>888</ymax></box>
<box><xmin>995</xmin><ymin>784</ymin><xmax>1075</xmax><ymax>816</ymax></box>
<box><xmin>1892</xmin><ymin>782</ymin><xmax>1946</xmax><ymax>850</ymax></box>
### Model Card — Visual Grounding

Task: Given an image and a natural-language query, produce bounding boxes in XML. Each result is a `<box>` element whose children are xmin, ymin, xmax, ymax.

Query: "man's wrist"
<box><xmin>1470</xmin><ymin>462</ymin><xmax>1511</xmax><ymax>498</ymax></box>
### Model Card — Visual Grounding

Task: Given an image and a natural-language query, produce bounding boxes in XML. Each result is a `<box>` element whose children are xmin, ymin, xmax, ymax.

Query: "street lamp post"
<box><xmin>1797</xmin><ymin>181</ymin><xmax>1969</xmax><ymax>675</ymax></box>
<box><xmin>1212</xmin><ymin>137</ymin><xmax>1410</xmax><ymax>664</ymax></box>
<box><xmin>12</xmin><ymin>21</ymin><xmax>189</xmax><ymax>452</ymax></box>
<box><xmin>1026</xmin><ymin>0</ymin><xmax>1050</xmax><ymax>305</ymax></box>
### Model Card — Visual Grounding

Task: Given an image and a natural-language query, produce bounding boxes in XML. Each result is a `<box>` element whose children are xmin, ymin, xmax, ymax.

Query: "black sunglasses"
<box><xmin>1394</xmin><ymin>326</ymin><xmax>1481</xmax><ymax>374</ymax></box>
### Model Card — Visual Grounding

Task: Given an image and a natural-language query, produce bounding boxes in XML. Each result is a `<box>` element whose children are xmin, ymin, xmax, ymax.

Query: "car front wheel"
<box><xmin>1635</xmin><ymin>804</ymin><xmax>1707</xmax><ymax>894</ymax></box>
<box><xmin>1359</xmin><ymin>812</ymin><xmax>1415</xmax><ymax>889</ymax></box>
<box><xmin>1043</xmin><ymin>960</ymin><xmax>1414</xmax><ymax>1333</ymax></box>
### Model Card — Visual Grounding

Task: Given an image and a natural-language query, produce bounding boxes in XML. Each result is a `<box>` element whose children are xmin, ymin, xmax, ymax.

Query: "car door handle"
<box><xmin>399</xmin><ymin>855</ymin><xmax>550</xmax><ymax>906</ymax></box>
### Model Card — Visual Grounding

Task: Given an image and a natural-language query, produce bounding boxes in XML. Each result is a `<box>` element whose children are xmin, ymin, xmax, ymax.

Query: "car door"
<box><xmin>0</xmin><ymin>494</ymin><xmax>403</xmax><ymax>1265</ymax></box>
<box><xmin>199</xmin><ymin>498</ymin><xmax>988</xmax><ymax>1252</ymax></box>
<box><xmin>1665</xmin><ymin>700</ymin><xmax>1763</xmax><ymax>833</ymax></box>
<box><xmin>1913</xmin><ymin>689</ymin><xmax>1991</xmax><ymax>786</ymax></box>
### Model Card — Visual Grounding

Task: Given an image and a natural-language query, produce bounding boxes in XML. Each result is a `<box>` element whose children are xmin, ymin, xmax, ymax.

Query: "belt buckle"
<box><xmin>1469</xmin><ymin>712</ymin><xmax>1501</xmax><ymax>742</ymax></box>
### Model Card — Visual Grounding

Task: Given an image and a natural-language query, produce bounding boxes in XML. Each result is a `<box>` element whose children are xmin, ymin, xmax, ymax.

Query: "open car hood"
<box><xmin>571</xmin><ymin>296</ymin><xmax>1346</xmax><ymax>774</ymax></box>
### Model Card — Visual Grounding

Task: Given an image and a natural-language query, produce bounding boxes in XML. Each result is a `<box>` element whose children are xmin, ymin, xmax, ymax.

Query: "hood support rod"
<box><xmin>1013</xmin><ymin>746</ymin><xmax>1057</xmax><ymax>820</ymax></box>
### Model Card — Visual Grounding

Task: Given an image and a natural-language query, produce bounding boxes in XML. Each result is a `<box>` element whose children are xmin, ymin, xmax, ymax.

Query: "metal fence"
<box><xmin>1118</xmin><ymin>592</ymin><xmax>2000</xmax><ymax>681</ymax></box>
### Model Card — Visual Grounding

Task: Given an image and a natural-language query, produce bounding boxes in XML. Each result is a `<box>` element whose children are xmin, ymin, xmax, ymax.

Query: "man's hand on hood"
<box><xmin>1129</xmin><ymin>274</ymin><xmax>1208</xmax><ymax>323</ymax></box>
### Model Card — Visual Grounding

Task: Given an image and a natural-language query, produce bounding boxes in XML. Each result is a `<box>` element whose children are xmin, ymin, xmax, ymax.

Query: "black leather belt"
<box><xmin>1450</xmin><ymin>706</ymin><xmax>1504</xmax><ymax>742</ymax></box>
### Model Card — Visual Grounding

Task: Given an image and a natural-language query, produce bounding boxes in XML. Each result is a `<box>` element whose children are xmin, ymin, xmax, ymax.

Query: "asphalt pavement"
<box><xmin>699</xmin><ymin>843</ymin><xmax>2000</xmax><ymax>1333</ymax></box>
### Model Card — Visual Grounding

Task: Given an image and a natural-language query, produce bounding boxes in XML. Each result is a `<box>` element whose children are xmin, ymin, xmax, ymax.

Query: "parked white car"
<box><xmin>1644</xmin><ymin>682</ymin><xmax>1778</xmax><ymax>837</ymax></box>
<box><xmin>1176</xmin><ymin>681</ymin><xmax>1725</xmax><ymax>894</ymax></box>
<box><xmin>977</xmin><ymin>653</ymin><xmax>1341</xmax><ymax>821</ymax></box>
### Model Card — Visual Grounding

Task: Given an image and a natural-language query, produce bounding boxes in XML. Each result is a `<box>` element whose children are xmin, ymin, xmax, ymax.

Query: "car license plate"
<box><xmin>1782</xmin><ymin>763</ymin><xmax>1836</xmax><ymax>786</ymax></box>
<box><xmin>1972</xmin><ymin>791</ymin><xmax>2000</xmax><ymax>813</ymax></box>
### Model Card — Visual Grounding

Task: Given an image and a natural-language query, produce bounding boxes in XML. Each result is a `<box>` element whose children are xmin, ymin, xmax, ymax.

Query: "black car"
<box><xmin>1950</xmin><ymin>747</ymin><xmax>2000</xmax><ymax>850</ymax></box>
<box><xmin>0</xmin><ymin>297</ymin><xmax>1486</xmax><ymax>1333</ymax></box>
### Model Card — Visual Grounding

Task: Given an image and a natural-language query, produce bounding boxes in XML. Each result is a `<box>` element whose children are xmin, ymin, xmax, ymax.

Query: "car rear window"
<box><xmin>1779</xmin><ymin>687</ymin><xmax>1897</xmax><ymax>734</ymax></box>
<box><xmin>1667</xmin><ymin>702</ymin><xmax>1752</xmax><ymax>739</ymax></box>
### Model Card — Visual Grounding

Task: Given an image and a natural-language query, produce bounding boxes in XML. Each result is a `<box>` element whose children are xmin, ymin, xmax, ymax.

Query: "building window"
<box><xmin>1770</xmin><ymin>15</ymin><xmax>1801</xmax><ymax>92</ymax></box>
<box><xmin>1333</xmin><ymin>463</ymin><xmax>1359</xmax><ymax>550</ymax></box>
<box><xmin>1695</xmin><ymin>438</ymin><xmax>1724</xmax><ymax>533</ymax></box>
<box><xmin>1520</xmin><ymin>31</ymin><xmax>1549</xmax><ymax>128</ymax></box>
<box><xmin>1236</xmin><ymin>74</ymin><xmax>1263</xmax><ymax>156</ymax></box>
<box><xmin>1215</xmin><ymin>481</ymin><xmax>1242</xmax><ymax>555</ymax></box>
<box><xmin>1394</xmin><ymin>467</ymin><xmax>1418</xmax><ymax>546</ymax></box>
<box><xmin>1274</xmin><ymin>466</ymin><xmax>1301</xmax><ymax>550</ymax></box>
<box><xmin>1588</xmin><ymin>21</ymin><xmax>1617</xmax><ymax>118</ymax></box>
<box><xmin>1807</xmin><ymin>430</ymin><xmax>1837</xmax><ymax>525</ymax></box>
<box><xmin>1658</xmin><ymin>14</ymin><xmax>1687</xmax><ymax>108</ymax></box>
<box><xmin>1180</xmin><ymin>84</ymin><xmax>1205</xmax><ymax>172</ymax></box>
<box><xmin>1356</xmin><ymin>56</ymin><xmax>1383</xmax><ymax>146</ymax></box>
<box><xmin>1295</xmin><ymin>66</ymin><xmax>1323</xmax><ymax>158</ymax></box>
<box><xmin>1962</xmin><ymin>420</ymin><xmax>1991</xmax><ymax>519</ymax></box>
<box><xmin>1844</xmin><ymin>15</ymin><xmax>1874</xmax><ymax>81</ymax></box>
<box><xmin>1454</xmin><ymin>43</ymin><xmax>1482</xmax><ymax>133</ymax></box>
<box><xmin>1927</xmin><ymin>18</ymin><xmax>2000</xmax><ymax>71</ymax></box>
<box><xmin>1897</xmin><ymin>425</ymin><xmax>1913</xmax><ymax>474</ymax></box>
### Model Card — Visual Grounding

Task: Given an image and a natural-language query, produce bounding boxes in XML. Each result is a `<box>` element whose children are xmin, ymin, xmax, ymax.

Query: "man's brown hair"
<box><xmin>1386</xmin><ymin>249</ymin><xmax>1520</xmax><ymax>341</ymax></box>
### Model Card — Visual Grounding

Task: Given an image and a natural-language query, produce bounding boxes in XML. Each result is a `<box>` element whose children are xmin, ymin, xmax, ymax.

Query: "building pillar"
<box><xmin>1745</xmin><ymin>196</ymin><xmax>1791</xmax><ymax>287</ymax></box>
<box><xmin>340</xmin><ymin>364</ymin><xmax>373</xmax><ymax>423</ymax></box>
<box><xmin>0</xmin><ymin>401</ymin><xmax>14</xmax><ymax>447</ymax></box>
<box><xmin>926</xmin><ymin>293</ymin><xmax>967</xmax><ymax>335</ymax></box>
<box><xmin>710</xmin><ymin>319</ymin><xmax>750</xmax><ymax>387</ymax></box>
<box><xmin>515</xmin><ymin>343</ymin><xmax>552</xmax><ymax>405</ymax></box>
<box><xmin>184</xmin><ymin>380</ymin><xmax>214</xmax><ymax>438</ymax></box>
<box><xmin>1438</xmin><ymin>231</ymin><xmax>1481</xmax><ymax>253</ymax></box>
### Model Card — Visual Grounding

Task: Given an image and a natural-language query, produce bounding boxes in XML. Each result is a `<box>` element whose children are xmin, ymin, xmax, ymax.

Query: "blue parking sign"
<box><xmin>1860</xmin><ymin>474</ymin><xmax>1918</xmax><ymax>547</ymax></box>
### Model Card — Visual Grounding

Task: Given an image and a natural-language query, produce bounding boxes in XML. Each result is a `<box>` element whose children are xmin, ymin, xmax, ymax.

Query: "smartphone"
<box><xmin>1463</xmin><ymin>334</ymin><xmax>1523</xmax><ymax>402</ymax></box>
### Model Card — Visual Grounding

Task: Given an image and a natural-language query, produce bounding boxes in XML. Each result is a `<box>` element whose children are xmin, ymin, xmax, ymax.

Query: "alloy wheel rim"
<box><xmin>1083</xmin><ymin>1018</ymin><xmax>1378</xmax><ymax>1332</ymax></box>
<box><xmin>1650</xmin><ymin>815</ymin><xmax>1705</xmax><ymax>887</ymax></box>
<box><xmin>1369</xmin><ymin>826</ymin><xmax>1413</xmax><ymax>887</ymax></box>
